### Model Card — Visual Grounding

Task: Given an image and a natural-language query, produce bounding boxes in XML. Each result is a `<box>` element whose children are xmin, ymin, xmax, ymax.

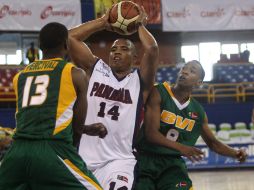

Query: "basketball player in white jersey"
<box><xmin>68</xmin><ymin>7</ymin><xmax>158</xmax><ymax>190</ymax></box>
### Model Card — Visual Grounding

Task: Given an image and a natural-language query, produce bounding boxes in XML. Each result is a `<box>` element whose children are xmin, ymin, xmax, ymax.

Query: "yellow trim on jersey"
<box><xmin>53</xmin><ymin>63</ymin><xmax>76</xmax><ymax>135</ymax></box>
<box><xmin>64</xmin><ymin>159</ymin><xmax>102</xmax><ymax>190</ymax></box>
<box><xmin>13</xmin><ymin>71</ymin><xmax>22</xmax><ymax>113</ymax></box>
<box><xmin>163</xmin><ymin>82</ymin><xmax>190</xmax><ymax>101</ymax></box>
<box><xmin>23</xmin><ymin>60</ymin><xmax>59</xmax><ymax>73</ymax></box>
<box><xmin>53</xmin><ymin>117</ymin><xmax>72</xmax><ymax>135</ymax></box>
<box><xmin>189</xmin><ymin>187</ymin><xmax>193</xmax><ymax>190</ymax></box>
<box><xmin>163</xmin><ymin>82</ymin><xmax>175</xmax><ymax>98</ymax></box>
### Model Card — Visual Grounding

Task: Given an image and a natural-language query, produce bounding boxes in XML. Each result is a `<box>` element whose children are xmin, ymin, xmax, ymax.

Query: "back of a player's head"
<box><xmin>39</xmin><ymin>22</ymin><xmax>68</xmax><ymax>51</ymax></box>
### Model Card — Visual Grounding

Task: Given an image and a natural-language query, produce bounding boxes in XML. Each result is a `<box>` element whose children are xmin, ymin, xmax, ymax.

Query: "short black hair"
<box><xmin>39</xmin><ymin>22</ymin><xmax>68</xmax><ymax>51</ymax></box>
<box><xmin>188</xmin><ymin>60</ymin><xmax>205</xmax><ymax>81</ymax></box>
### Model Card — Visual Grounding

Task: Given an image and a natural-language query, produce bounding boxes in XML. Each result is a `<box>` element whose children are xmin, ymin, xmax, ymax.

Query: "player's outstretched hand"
<box><xmin>235</xmin><ymin>148</ymin><xmax>247</xmax><ymax>163</ymax></box>
<box><xmin>180</xmin><ymin>145</ymin><xmax>205</xmax><ymax>163</ymax></box>
<box><xmin>84</xmin><ymin>123</ymin><xmax>108</xmax><ymax>138</ymax></box>
<box><xmin>136</xmin><ymin>6</ymin><xmax>148</xmax><ymax>27</ymax></box>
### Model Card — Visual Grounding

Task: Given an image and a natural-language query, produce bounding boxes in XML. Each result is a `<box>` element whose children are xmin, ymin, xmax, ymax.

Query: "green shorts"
<box><xmin>0</xmin><ymin>139</ymin><xmax>102</xmax><ymax>190</ymax></box>
<box><xmin>134</xmin><ymin>152</ymin><xmax>193</xmax><ymax>190</ymax></box>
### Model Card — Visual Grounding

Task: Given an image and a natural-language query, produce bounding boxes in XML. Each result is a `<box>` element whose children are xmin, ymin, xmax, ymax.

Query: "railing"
<box><xmin>191</xmin><ymin>82</ymin><xmax>254</xmax><ymax>103</ymax></box>
<box><xmin>1</xmin><ymin>82</ymin><xmax>254</xmax><ymax>103</ymax></box>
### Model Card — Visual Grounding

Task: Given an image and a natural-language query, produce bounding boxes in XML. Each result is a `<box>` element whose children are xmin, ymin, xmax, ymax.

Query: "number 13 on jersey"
<box><xmin>22</xmin><ymin>75</ymin><xmax>50</xmax><ymax>108</ymax></box>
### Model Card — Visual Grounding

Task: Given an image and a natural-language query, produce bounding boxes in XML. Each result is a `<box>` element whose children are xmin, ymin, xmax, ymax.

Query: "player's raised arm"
<box><xmin>68</xmin><ymin>12</ymin><xmax>110</xmax><ymax>73</ymax></box>
<box><xmin>201</xmin><ymin>113</ymin><xmax>247</xmax><ymax>163</ymax></box>
<box><xmin>138</xmin><ymin>7</ymin><xmax>159</xmax><ymax>103</ymax></box>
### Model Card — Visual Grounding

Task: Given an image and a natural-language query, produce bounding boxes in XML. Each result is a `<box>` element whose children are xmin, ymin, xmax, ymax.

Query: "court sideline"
<box><xmin>189</xmin><ymin>169</ymin><xmax>254</xmax><ymax>190</ymax></box>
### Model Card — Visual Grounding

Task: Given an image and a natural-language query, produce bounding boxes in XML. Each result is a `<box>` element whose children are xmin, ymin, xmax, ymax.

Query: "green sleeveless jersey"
<box><xmin>12</xmin><ymin>58</ymin><xmax>76</xmax><ymax>143</ymax></box>
<box><xmin>137</xmin><ymin>82</ymin><xmax>205</xmax><ymax>156</ymax></box>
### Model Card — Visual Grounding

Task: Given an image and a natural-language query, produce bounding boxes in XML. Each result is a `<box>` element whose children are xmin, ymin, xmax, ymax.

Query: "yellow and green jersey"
<box><xmin>13</xmin><ymin>58</ymin><xmax>76</xmax><ymax>143</ymax></box>
<box><xmin>137</xmin><ymin>82</ymin><xmax>205</xmax><ymax>156</ymax></box>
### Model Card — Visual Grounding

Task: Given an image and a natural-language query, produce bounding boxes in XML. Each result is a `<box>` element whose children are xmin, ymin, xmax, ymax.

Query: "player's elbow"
<box><xmin>68</xmin><ymin>29</ymin><xmax>81</xmax><ymax>41</ymax></box>
<box><xmin>145</xmin><ymin>44</ymin><xmax>159</xmax><ymax>59</ymax></box>
<box><xmin>146</xmin><ymin>44</ymin><xmax>159</xmax><ymax>54</ymax></box>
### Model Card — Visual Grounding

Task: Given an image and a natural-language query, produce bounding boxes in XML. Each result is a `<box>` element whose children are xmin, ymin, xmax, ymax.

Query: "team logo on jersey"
<box><xmin>117</xmin><ymin>175</ymin><xmax>128</xmax><ymax>183</ymax></box>
<box><xmin>161</xmin><ymin>110</ymin><xmax>195</xmax><ymax>131</ymax></box>
<box><xmin>90</xmin><ymin>82</ymin><xmax>133</xmax><ymax>104</ymax></box>
<box><xmin>95</xmin><ymin>68</ymin><xmax>110</xmax><ymax>77</ymax></box>
<box><xmin>188</xmin><ymin>112</ymin><xmax>198</xmax><ymax>119</ymax></box>
<box><xmin>176</xmin><ymin>181</ymin><xmax>187</xmax><ymax>187</ymax></box>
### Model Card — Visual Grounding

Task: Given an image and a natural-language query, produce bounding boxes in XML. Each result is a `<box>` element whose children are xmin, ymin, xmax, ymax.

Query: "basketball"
<box><xmin>109</xmin><ymin>1</ymin><xmax>140</xmax><ymax>35</ymax></box>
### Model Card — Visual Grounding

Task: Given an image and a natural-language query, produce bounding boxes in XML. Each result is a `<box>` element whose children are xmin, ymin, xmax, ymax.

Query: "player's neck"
<box><xmin>171</xmin><ymin>85</ymin><xmax>191</xmax><ymax>104</ymax></box>
<box><xmin>42</xmin><ymin>52</ymin><xmax>65</xmax><ymax>60</ymax></box>
<box><xmin>113</xmin><ymin>69</ymin><xmax>131</xmax><ymax>79</ymax></box>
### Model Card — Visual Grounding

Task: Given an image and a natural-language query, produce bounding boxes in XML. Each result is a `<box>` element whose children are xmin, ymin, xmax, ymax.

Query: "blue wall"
<box><xmin>203</xmin><ymin>102</ymin><xmax>253</xmax><ymax>128</ymax></box>
<box><xmin>0</xmin><ymin>102</ymin><xmax>253</xmax><ymax>129</ymax></box>
<box><xmin>0</xmin><ymin>108</ymin><xmax>15</xmax><ymax>128</ymax></box>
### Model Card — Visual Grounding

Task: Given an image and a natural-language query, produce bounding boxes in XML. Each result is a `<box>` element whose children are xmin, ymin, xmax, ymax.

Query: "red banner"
<box><xmin>0</xmin><ymin>0</ymin><xmax>81</xmax><ymax>31</ymax></box>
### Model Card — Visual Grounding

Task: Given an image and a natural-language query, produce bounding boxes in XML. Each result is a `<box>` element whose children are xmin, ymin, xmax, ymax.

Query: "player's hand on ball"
<box><xmin>136</xmin><ymin>6</ymin><xmax>148</xmax><ymax>27</ymax></box>
<box><xmin>84</xmin><ymin>123</ymin><xmax>108</xmax><ymax>138</ymax></box>
<box><xmin>235</xmin><ymin>148</ymin><xmax>247</xmax><ymax>163</ymax></box>
<box><xmin>101</xmin><ymin>8</ymin><xmax>112</xmax><ymax>31</ymax></box>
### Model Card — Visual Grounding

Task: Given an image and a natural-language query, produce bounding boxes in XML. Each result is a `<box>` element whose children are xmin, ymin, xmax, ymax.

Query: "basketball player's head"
<box><xmin>39</xmin><ymin>22</ymin><xmax>68</xmax><ymax>57</ymax></box>
<box><xmin>176</xmin><ymin>60</ymin><xmax>205</xmax><ymax>88</ymax></box>
<box><xmin>109</xmin><ymin>38</ymin><xmax>138</xmax><ymax>74</ymax></box>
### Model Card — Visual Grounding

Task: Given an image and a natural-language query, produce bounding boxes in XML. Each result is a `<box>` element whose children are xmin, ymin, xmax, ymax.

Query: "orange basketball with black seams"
<box><xmin>109</xmin><ymin>1</ymin><xmax>140</xmax><ymax>35</ymax></box>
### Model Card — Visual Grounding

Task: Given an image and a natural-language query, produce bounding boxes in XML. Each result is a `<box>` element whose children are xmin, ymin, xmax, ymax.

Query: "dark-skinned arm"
<box><xmin>145</xmin><ymin>86</ymin><xmax>204</xmax><ymax>162</ymax></box>
<box><xmin>201</xmin><ymin>113</ymin><xmax>247</xmax><ymax>163</ymax></box>
<box><xmin>138</xmin><ymin>8</ymin><xmax>159</xmax><ymax>103</ymax></box>
<box><xmin>68</xmin><ymin>12</ymin><xmax>110</xmax><ymax>73</ymax></box>
<box><xmin>71</xmin><ymin>67</ymin><xmax>108</xmax><ymax>146</ymax></box>
<box><xmin>71</xmin><ymin>67</ymin><xmax>88</xmax><ymax>147</ymax></box>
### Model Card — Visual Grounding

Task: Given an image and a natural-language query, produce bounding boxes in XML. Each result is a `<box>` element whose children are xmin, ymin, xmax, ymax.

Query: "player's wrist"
<box><xmin>97</xmin><ymin>17</ymin><xmax>108</xmax><ymax>30</ymax></box>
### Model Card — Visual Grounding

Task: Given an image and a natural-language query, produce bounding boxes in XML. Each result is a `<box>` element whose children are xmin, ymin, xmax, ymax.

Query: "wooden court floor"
<box><xmin>189</xmin><ymin>169</ymin><xmax>254</xmax><ymax>190</ymax></box>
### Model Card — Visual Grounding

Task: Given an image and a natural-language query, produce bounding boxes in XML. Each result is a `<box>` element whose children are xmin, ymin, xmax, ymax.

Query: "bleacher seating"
<box><xmin>213</xmin><ymin>63</ymin><xmax>254</xmax><ymax>83</ymax></box>
<box><xmin>1</xmin><ymin>63</ymin><xmax>254</xmax><ymax>103</ymax></box>
<box><xmin>217</xmin><ymin>123</ymin><xmax>232</xmax><ymax>143</ymax></box>
<box><xmin>250</xmin><ymin>123</ymin><xmax>254</xmax><ymax>141</ymax></box>
<box><xmin>156</xmin><ymin>66</ymin><xmax>180</xmax><ymax>84</ymax></box>
<box><xmin>0</xmin><ymin>67</ymin><xmax>22</xmax><ymax>102</ymax></box>
<box><xmin>233</xmin><ymin>122</ymin><xmax>252</xmax><ymax>143</ymax></box>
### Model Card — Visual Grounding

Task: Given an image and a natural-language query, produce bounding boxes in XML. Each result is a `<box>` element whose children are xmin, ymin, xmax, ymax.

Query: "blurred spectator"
<box><xmin>241</xmin><ymin>49</ymin><xmax>250</xmax><ymax>62</ymax></box>
<box><xmin>26</xmin><ymin>42</ymin><xmax>39</xmax><ymax>63</ymax></box>
<box><xmin>218</xmin><ymin>53</ymin><xmax>229</xmax><ymax>63</ymax></box>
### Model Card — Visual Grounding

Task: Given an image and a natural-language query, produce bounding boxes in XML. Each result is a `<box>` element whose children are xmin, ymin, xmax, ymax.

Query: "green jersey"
<box><xmin>13</xmin><ymin>58</ymin><xmax>77</xmax><ymax>143</ymax></box>
<box><xmin>137</xmin><ymin>81</ymin><xmax>205</xmax><ymax>156</ymax></box>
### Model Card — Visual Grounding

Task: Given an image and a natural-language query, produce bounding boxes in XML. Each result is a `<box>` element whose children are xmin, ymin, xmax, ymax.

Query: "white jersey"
<box><xmin>79</xmin><ymin>59</ymin><xmax>143</xmax><ymax>171</ymax></box>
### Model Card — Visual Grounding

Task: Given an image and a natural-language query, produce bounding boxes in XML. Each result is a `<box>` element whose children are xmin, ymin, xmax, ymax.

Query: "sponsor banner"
<box><xmin>94</xmin><ymin>0</ymin><xmax>161</xmax><ymax>24</ymax></box>
<box><xmin>161</xmin><ymin>0</ymin><xmax>254</xmax><ymax>31</ymax></box>
<box><xmin>185</xmin><ymin>143</ymin><xmax>254</xmax><ymax>169</ymax></box>
<box><xmin>0</xmin><ymin>0</ymin><xmax>81</xmax><ymax>31</ymax></box>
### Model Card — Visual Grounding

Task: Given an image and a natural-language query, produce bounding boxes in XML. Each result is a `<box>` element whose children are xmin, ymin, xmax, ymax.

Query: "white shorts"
<box><xmin>93</xmin><ymin>159</ymin><xmax>137</xmax><ymax>190</ymax></box>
